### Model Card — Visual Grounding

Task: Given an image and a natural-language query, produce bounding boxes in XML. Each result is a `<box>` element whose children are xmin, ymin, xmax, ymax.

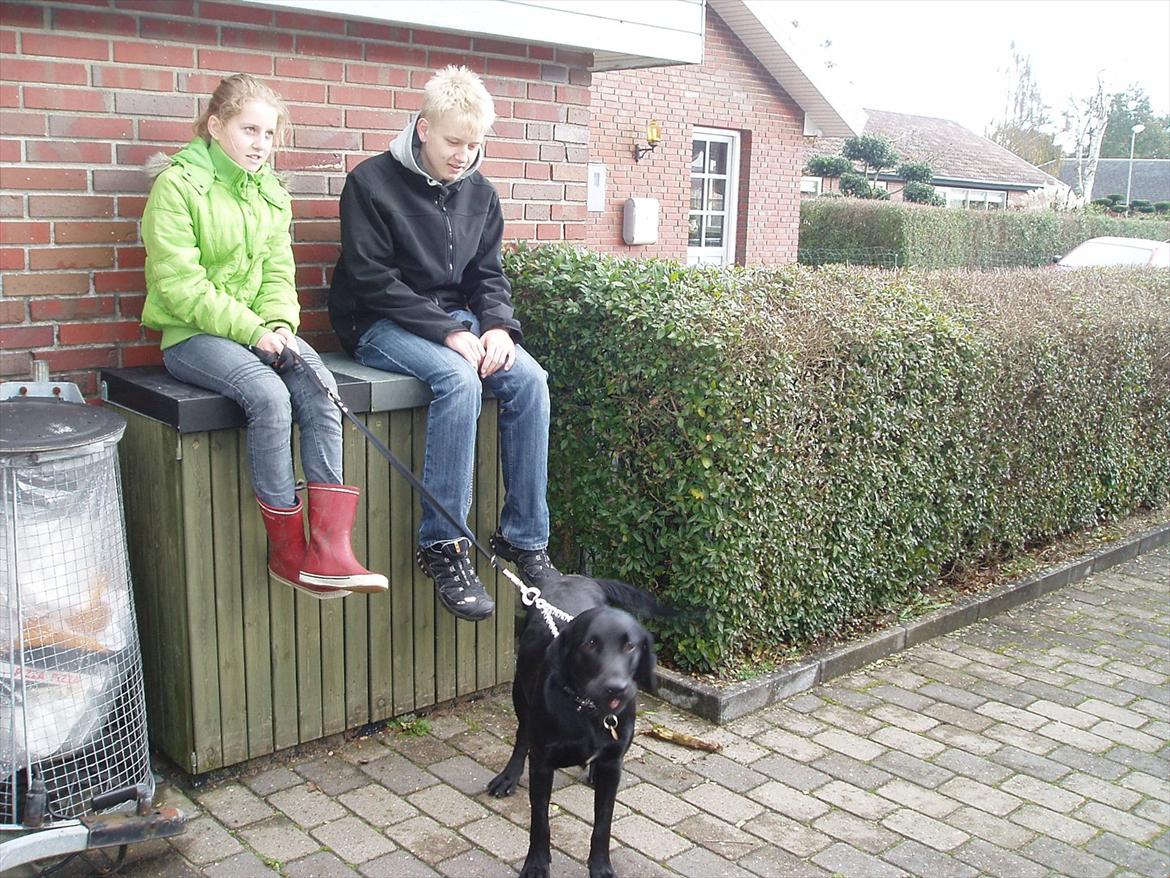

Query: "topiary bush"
<box><xmin>506</xmin><ymin>244</ymin><xmax>1170</xmax><ymax>674</ymax></box>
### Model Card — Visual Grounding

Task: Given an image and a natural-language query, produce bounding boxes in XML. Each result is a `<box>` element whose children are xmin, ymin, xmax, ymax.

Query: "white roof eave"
<box><xmin>709</xmin><ymin>0</ymin><xmax>866</xmax><ymax>138</ymax></box>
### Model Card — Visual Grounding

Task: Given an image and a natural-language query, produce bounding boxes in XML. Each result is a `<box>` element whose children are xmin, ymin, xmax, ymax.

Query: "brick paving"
<box><xmin>22</xmin><ymin>545</ymin><xmax>1169</xmax><ymax>877</ymax></box>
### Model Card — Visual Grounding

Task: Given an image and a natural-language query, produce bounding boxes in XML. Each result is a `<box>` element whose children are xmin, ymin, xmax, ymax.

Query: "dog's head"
<box><xmin>549</xmin><ymin>605</ymin><xmax>657</xmax><ymax>715</ymax></box>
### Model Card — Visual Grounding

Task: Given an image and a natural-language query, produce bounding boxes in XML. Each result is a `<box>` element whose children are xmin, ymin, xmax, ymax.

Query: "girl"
<box><xmin>141</xmin><ymin>74</ymin><xmax>386</xmax><ymax>598</ymax></box>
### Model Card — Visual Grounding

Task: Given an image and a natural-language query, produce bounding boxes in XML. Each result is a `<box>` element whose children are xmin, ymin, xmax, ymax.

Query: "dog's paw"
<box><xmin>588</xmin><ymin>860</ymin><xmax>616</xmax><ymax>878</ymax></box>
<box><xmin>486</xmin><ymin>771</ymin><xmax>519</xmax><ymax>797</ymax></box>
<box><xmin>519</xmin><ymin>856</ymin><xmax>551</xmax><ymax>878</ymax></box>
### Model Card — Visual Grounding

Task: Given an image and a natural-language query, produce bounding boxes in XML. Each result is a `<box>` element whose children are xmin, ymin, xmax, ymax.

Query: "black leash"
<box><xmin>257</xmin><ymin>345</ymin><xmax>574</xmax><ymax>630</ymax></box>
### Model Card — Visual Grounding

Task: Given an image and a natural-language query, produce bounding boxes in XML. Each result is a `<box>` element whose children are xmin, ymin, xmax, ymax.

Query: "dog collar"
<box><xmin>561</xmin><ymin>685</ymin><xmax>620</xmax><ymax>740</ymax></box>
<box><xmin>562</xmin><ymin>684</ymin><xmax>598</xmax><ymax>713</ymax></box>
<box><xmin>556</xmin><ymin>683</ymin><xmax>622</xmax><ymax>739</ymax></box>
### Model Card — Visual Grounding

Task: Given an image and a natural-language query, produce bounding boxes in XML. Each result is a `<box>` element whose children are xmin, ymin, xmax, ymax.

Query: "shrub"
<box><xmin>897</xmin><ymin>162</ymin><xmax>934</xmax><ymax>184</ymax></box>
<box><xmin>506</xmin><ymin>244</ymin><xmax>1170</xmax><ymax>673</ymax></box>
<box><xmin>903</xmin><ymin>181</ymin><xmax>945</xmax><ymax>206</ymax></box>
<box><xmin>805</xmin><ymin>155</ymin><xmax>852</xmax><ymax>178</ymax></box>
<box><xmin>839</xmin><ymin>171</ymin><xmax>874</xmax><ymax>198</ymax></box>
<box><xmin>799</xmin><ymin>199</ymin><xmax>1170</xmax><ymax>268</ymax></box>
<box><xmin>1154</xmin><ymin>201</ymin><xmax>1170</xmax><ymax>214</ymax></box>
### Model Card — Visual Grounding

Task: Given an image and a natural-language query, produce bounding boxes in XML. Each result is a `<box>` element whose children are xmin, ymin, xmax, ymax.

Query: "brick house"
<box><xmin>586</xmin><ymin>0</ymin><xmax>863</xmax><ymax>266</ymax></box>
<box><xmin>0</xmin><ymin>0</ymin><xmax>858</xmax><ymax>394</ymax></box>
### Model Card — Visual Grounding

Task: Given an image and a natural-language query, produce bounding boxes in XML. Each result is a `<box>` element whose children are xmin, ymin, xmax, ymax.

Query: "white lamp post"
<box><xmin>1125</xmin><ymin>123</ymin><xmax>1146</xmax><ymax>210</ymax></box>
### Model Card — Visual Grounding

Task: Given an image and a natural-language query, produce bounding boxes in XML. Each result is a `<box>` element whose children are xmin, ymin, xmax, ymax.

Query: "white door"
<box><xmin>687</xmin><ymin>128</ymin><xmax>740</xmax><ymax>266</ymax></box>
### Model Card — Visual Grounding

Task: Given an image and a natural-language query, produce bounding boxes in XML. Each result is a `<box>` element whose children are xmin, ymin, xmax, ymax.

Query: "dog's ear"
<box><xmin>635</xmin><ymin>628</ymin><xmax>658</xmax><ymax>694</ymax></box>
<box><xmin>544</xmin><ymin>622</ymin><xmax>579</xmax><ymax>675</ymax></box>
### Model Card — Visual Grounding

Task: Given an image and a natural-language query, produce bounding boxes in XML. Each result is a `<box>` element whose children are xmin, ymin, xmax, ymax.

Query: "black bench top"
<box><xmin>101</xmin><ymin>353</ymin><xmax>435</xmax><ymax>433</ymax></box>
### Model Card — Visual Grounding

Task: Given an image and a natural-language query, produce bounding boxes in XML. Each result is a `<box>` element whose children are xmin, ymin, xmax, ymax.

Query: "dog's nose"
<box><xmin>604</xmin><ymin>681</ymin><xmax>628</xmax><ymax>698</ymax></box>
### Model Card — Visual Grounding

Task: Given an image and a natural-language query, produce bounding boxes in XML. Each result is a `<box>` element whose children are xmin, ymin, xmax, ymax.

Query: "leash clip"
<box><xmin>603</xmin><ymin>714</ymin><xmax>619</xmax><ymax>740</ymax></box>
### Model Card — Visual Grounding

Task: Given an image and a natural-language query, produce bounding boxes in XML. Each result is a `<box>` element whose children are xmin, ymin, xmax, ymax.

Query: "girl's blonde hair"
<box><xmin>194</xmin><ymin>74</ymin><xmax>291</xmax><ymax>149</ymax></box>
<box><xmin>420</xmin><ymin>66</ymin><xmax>495</xmax><ymax>136</ymax></box>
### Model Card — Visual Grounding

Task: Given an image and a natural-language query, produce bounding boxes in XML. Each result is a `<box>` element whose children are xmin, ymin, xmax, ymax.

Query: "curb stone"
<box><xmin>655</xmin><ymin>521</ymin><xmax>1170</xmax><ymax>724</ymax></box>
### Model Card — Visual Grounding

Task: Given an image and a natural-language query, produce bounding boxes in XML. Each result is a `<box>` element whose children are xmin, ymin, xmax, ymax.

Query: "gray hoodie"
<box><xmin>389</xmin><ymin>113</ymin><xmax>484</xmax><ymax>186</ymax></box>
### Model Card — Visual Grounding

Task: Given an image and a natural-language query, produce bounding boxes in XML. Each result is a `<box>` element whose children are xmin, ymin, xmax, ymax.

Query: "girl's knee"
<box><xmin>242</xmin><ymin>375</ymin><xmax>293</xmax><ymax>428</ymax></box>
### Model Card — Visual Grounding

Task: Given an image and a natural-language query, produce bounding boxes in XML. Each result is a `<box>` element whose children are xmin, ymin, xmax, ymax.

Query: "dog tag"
<box><xmin>603</xmin><ymin>714</ymin><xmax>619</xmax><ymax>741</ymax></box>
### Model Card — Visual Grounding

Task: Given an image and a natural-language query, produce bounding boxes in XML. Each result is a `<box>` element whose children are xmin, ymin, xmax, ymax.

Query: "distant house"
<box><xmin>1041</xmin><ymin>158</ymin><xmax>1170</xmax><ymax>204</ymax></box>
<box><xmin>804</xmin><ymin>109</ymin><xmax>1062</xmax><ymax>209</ymax></box>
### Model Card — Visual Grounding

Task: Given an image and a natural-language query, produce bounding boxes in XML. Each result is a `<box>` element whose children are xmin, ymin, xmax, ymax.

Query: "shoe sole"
<box><xmin>300</xmin><ymin>571</ymin><xmax>389</xmax><ymax>593</ymax></box>
<box><xmin>271</xmin><ymin>571</ymin><xmax>351</xmax><ymax>599</ymax></box>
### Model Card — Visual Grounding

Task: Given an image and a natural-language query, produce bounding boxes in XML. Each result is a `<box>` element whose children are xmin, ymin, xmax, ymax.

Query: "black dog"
<box><xmin>487</xmin><ymin>574</ymin><xmax>668</xmax><ymax>878</ymax></box>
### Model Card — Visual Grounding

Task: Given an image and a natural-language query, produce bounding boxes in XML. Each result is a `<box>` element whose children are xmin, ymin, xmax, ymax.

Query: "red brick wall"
<box><xmin>586</xmin><ymin>8</ymin><xmax>805</xmax><ymax>266</ymax></box>
<box><xmin>0</xmin><ymin>0</ymin><xmax>591</xmax><ymax>395</ymax></box>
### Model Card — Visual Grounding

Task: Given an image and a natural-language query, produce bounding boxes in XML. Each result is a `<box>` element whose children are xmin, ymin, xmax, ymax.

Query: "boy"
<box><xmin>329</xmin><ymin>66</ymin><xmax>559</xmax><ymax>622</ymax></box>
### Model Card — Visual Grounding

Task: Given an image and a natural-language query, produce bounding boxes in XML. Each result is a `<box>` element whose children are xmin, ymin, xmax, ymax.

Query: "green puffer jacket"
<box><xmin>141</xmin><ymin>137</ymin><xmax>298</xmax><ymax>350</ymax></box>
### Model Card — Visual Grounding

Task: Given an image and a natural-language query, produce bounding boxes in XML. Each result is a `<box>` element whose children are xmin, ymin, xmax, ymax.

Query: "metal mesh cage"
<box><xmin>0</xmin><ymin>402</ymin><xmax>152</xmax><ymax>827</ymax></box>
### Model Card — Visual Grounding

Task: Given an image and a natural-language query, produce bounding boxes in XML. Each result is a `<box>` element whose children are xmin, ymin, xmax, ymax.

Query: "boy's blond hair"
<box><xmin>194</xmin><ymin>74</ymin><xmax>291</xmax><ymax>149</ymax></box>
<box><xmin>420</xmin><ymin>66</ymin><xmax>495</xmax><ymax>136</ymax></box>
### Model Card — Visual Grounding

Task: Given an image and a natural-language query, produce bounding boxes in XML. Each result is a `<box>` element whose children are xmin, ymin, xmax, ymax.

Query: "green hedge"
<box><xmin>507</xmin><ymin>244</ymin><xmax>1170</xmax><ymax>673</ymax></box>
<box><xmin>799</xmin><ymin>199</ymin><xmax>1170</xmax><ymax>268</ymax></box>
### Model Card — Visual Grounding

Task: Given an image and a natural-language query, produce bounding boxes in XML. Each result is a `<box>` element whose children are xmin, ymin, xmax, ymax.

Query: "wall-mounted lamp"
<box><xmin>634</xmin><ymin>119</ymin><xmax>662</xmax><ymax>162</ymax></box>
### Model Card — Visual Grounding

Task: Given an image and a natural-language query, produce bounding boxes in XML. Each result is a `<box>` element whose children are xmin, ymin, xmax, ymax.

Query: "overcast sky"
<box><xmin>748</xmin><ymin>0</ymin><xmax>1170</xmax><ymax>140</ymax></box>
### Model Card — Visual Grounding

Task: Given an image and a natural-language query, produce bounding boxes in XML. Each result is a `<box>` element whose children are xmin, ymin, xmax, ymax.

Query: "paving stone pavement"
<box><xmin>24</xmin><ymin>545</ymin><xmax>1169</xmax><ymax>877</ymax></box>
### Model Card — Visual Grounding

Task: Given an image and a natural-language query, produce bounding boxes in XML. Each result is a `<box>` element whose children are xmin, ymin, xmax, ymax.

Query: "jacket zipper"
<box><xmin>437</xmin><ymin>188</ymin><xmax>455</xmax><ymax>284</ymax></box>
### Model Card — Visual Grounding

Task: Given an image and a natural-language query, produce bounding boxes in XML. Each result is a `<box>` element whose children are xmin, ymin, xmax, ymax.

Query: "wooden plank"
<box><xmin>345</xmin><ymin>415</ymin><xmax>374</xmax><ymax>730</ymax></box>
<box><xmin>116</xmin><ymin>412</ymin><xmax>195</xmax><ymax>771</ymax></box>
<box><xmin>474</xmin><ymin>398</ymin><xmax>500</xmax><ymax>693</ymax></box>
<box><xmin>237</xmin><ymin>439</ymin><xmax>275</xmax><ymax>759</ymax></box>
<box><xmin>179</xmin><ymin>432</ymin><xmax>223</xmax><ymax>773</ymax></box>
<box><xmin>316</xmin><ymin>433</ymin><xmax>348</xmax><ymax>736</ymax></box>
<box><xmin>364</xmin><ymin>412</ymin><xmax>394</xmax><ymax>721</ymax></box>
<box><xmin>268</xmin><ymin>568</ymin><xmax>298</xmax><ymax>750</ymax></box>
<box><xmin>291</xmin><ymin>431</ymin><xmax>323</xmax><ymax>743</ymax></box>
<box><xmin>209</xmin><ymin>428</ymin><xmax>248</xmax><ymax>766</ymax></box>
<box><xmin>389</xmin><ymin>409</ymin><xmax>416</xmax><ymax>716</ymax></box>
<box><xmin>412</xmin><ymin>406</ymin><xmax>436</xmax><ymax>709</ymax></box>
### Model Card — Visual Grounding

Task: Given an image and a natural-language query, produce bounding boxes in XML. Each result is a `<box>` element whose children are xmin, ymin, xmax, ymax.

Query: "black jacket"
<box><xmin>328</xmin><ymin>149</ymin><xmax>520</xmax><ymax>354</ymax></box>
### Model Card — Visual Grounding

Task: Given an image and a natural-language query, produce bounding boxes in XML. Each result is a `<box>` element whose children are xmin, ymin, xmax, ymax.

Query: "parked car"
<box><xmin>1055</xmin><ymin>236</ymin><xmax>1170</xmax><ymax>269</ymax></box>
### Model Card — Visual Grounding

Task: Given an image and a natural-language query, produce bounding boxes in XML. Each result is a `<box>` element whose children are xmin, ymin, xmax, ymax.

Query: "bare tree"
<box><xmin>987</xmin><ymin>43</ymin><xmax>1060</xmax><ymax>167</ymax></box>
<box><xmin>1062</xmin><ymin>75</ymin><xmax>1110</xmax><ymax>206</ymax></box>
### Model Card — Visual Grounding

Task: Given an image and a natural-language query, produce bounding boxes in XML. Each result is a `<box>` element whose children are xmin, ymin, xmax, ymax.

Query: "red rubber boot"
<box><xmin>257</xmin><ymin>497</ymin><xmax>351</xmax><ymax>599</ymax></box>
<box><xmin>300</xmin><ymin>483</ymin><xmax>389</xmax><ymax>594</ymax></box>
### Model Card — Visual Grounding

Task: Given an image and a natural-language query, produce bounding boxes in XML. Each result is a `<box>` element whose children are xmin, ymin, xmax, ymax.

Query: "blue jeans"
<box><xmin>354</xmin><ymin>311</ymin><xmax>551</xmax><ymax>550</ymax></box>
<box><xmin>163</xmin><ymin>334</ymin><xmax>343</xmax><ymax>507</ymax></box>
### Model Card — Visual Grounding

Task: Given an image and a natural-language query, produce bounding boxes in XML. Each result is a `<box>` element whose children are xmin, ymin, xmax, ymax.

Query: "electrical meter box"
<box><xmin>622</xmin><ymin>197</ymin><xmax>659</xmax><ymax>245</ymax></box>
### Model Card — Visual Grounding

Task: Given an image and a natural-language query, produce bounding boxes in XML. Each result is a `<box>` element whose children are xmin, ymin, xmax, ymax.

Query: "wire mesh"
<box><xmin>0</xmin><ymin>438</ymin><xmax>152</xmax><ymax>827</ymax></box>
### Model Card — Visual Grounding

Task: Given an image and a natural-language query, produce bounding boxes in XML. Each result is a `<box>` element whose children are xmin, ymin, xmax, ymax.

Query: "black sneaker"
<box><xmin>489</xmin><ymin>532</ymin><xmax>562</xmax><ymax>588</ymax></box>
<box><xmin>416</xmin><ymin>540</ymin><xmax>495</xmax><ymax>621</ymax></box>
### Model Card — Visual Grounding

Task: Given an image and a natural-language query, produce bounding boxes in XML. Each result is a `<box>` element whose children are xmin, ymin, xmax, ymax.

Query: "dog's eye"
<box><xmin>583</xmin><ymin>638</ymin><xmax>598</xmax><ymax>651</ymax></box>
<box><xmin>623</xmin><ymin>641</ymin><xmax>637</xmax><ymax>653</ymax></box>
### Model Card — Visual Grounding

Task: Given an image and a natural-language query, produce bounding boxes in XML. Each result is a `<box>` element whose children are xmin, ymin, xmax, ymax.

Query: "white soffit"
<box><xmin>709</xmin><ymin>0</ymin><xmax>865</xmax><ymax>137</ymax></box>
<box><xmin>239</xmin><ymin>0</ymin><xmax>705</xmax><ymax>70</ymax></box>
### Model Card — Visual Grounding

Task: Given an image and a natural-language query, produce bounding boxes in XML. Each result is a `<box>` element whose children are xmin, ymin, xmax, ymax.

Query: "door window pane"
<box><xmin>707</xmin><ymin>142</ymin><xmax>727</xmax><ymax>175</ymax></box>
<box><xmin>691</xmin><ymin>142</ymin><xmax>705</xmax><ymax>172</ymax></box>
<box><xmin>688</xmin><ymin>214</ymin><xmax>702</xmax><ymax>246</ymax></box>
<box><xmin>708</xmin><ymin>179</ymin><xmax>726</xmax><ymax>211</ymax></box>
<box><xmin>704</xmin><ymin>214</ymin><xmax>724</xmax><ymax>247</ymax></box>
<box><xmin>690</xmin><ymin>179</ymin><xmax>704</xmax><ymax>210</ymax></box>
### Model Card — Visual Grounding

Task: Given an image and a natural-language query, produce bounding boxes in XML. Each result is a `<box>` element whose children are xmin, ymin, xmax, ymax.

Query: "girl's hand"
<box><xmin>255</xmin><ymin>331</ymin><xmax>286</xmax><ymax>356</ymax></box>
<box><xmin>274</xmin><ymin>327</ymin><xmax>299</xmax><ymax>354</ymax></box>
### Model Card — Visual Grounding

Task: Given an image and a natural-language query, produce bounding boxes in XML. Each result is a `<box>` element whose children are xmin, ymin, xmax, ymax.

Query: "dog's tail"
<box><xmin>594</xmin><ymin>579</ymin><xmax>680</xmax><ymax>619</ymax></box>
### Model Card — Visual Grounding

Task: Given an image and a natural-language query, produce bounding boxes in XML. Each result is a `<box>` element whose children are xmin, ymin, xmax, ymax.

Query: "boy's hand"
<box><xmin>479</xmin><ymin>328</ymin><xmax>515</xmax><ymax>377</ymax></box>
<box><xmin>445</xmin><ymin>329</ymin><xmax>485</xmax><ymax>369</ymax></box>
